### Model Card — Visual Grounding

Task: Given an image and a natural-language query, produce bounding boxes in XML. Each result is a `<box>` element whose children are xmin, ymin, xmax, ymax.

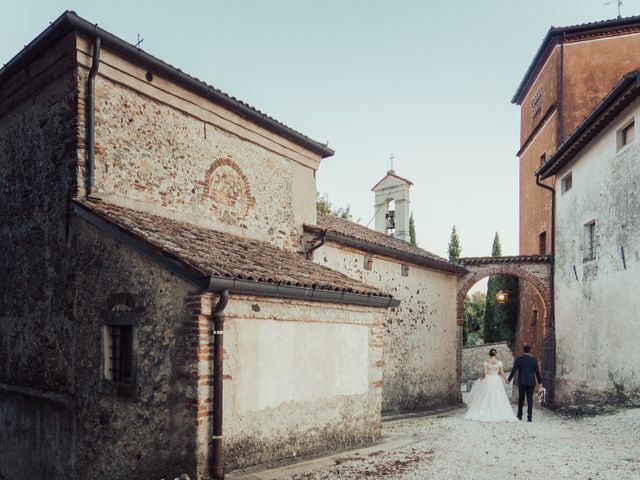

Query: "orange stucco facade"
<box><xmin>515</xmin><ymin>22</ymin><xmax>640</xmax><ymax>366</ymax></box>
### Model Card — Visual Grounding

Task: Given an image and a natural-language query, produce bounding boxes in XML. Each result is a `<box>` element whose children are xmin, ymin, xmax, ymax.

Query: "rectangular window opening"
<box><xmin>561</xmin><ymin>172</ymin><xmax>572</xmax><ymax>194</ymax></box>
<box><xmin>617</xmin><ymin>119</ymin><xmax>635</xmax><ymax>150</ymax></box>
<box><xmin>539</xmin><ymin>231</ymin><xmax>547</xmax><ymax>256</ymax></box>
<box><xmin>583</xmin><ymin>221</ymin><xmax>596</xmax><ymax>261</ymax></box>
<box><xmin>531</xmin><ymin>309</ymin><xmax>538</xmax><ymax>327</ymax></box>
<box><xmin>364</xmin><ymin>254</ymin><xmax>373</xmax><ymax>271</ymax></box>
<box><xmin>401</xmin><ymin>264</ymin><xmax>409</xmax><ymax>277</ymax></box>
<box><xmin>104</xmin><ymin>325</ymin><xmax>133</xmax><ymax>383</ymax></box>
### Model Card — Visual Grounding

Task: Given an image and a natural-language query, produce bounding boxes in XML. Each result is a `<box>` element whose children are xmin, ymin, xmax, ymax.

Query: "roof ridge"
<box><xmin>0</xmin><ymin>11</ymin><xmax>334</xmax><ymax>158</ymax></box>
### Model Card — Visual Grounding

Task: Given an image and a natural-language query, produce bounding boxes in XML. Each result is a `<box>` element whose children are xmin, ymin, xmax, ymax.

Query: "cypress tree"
<box><xmin>484</xmin><ymin>232</ymin><xmax>519</xmax><ymax>347</ymax></box>
<box><xmin>409</xmin><ymin>212</ymin><xmax>417</xmax><ymax>245</ymax></box>
<box><xmin>448</xmin><ymin>226</ymin><xmax>462</xmax><ymax>263</ymax></box>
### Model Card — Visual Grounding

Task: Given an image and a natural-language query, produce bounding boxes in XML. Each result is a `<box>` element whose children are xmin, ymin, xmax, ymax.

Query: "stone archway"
<box><xmin>455</xmin><ymin>255</ymin><xmax>554</xmax><ymax>404</ymax></box>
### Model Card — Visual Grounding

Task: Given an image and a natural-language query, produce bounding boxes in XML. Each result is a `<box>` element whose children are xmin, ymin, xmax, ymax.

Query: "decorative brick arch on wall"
<box><xmin>456</xmin><ymin>262</ymin><xmax>551</xmax><ymax>325</ymax></box>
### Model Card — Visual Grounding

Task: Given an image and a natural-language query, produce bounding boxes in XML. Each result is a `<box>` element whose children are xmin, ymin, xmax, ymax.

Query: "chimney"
<box><xmin>371</xmin><ymin>170</ymin><xmax>413</xmax><ymax>242</ymax></box>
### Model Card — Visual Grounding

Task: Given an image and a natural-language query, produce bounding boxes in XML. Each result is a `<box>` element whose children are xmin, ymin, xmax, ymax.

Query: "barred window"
<box><xmin>104</xmin><ymin>325</ymin><xmax>133</xmax><ymax>383</ymax></box>
<box><xmin>583</xmin><ymin>221</ymin><xmax>596</xmax><ymax>261</ymax></box>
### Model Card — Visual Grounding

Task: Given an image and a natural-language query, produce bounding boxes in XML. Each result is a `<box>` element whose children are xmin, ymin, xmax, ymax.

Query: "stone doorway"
<box><xmin>456</xmin><ymin>256</ymin><xmax>554</xmax><ymax>403</ymax></box>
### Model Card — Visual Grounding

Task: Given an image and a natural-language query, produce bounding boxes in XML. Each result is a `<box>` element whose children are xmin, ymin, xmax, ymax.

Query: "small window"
<box><xmin>364</xmin><ymin>254</ymin><xmax>373</xmax><ymax>271</ymax></box>
<box><xmin>539</xmin><ymin>153</ymin><xmax>546</xmax><ymax>166</ymax></box>
<box><xmin>103</xmin><ymin>325</ymin><xmax>134</xmax><ymax>384</ymax></box>
<box><xmin>617</xmin><ymin>119</ymin><xmax>635</xmax><ymax>150</ymax></box>
<box><xmin>531</xmin><ymin>309</ymin><xmax>538</xmax><ymax>327</ymax></box>
<box><xmin>561</xmin><ymin>172</ymin><xmax>572</xmax><ymax>194</ymax></box>
<box><xmin>539</xmin><ymin>231</ymin><xmax>547</xmax><ymax>256</ymax></box>
<box><xmin>583</xmin><ymin>221</ymin><xmax>596</xmax><ymax>261</ymax></box>
<box><xmin>401</xmin><ymin>264</ymin><xmax>409</xmax><ymax>277</ymax></box>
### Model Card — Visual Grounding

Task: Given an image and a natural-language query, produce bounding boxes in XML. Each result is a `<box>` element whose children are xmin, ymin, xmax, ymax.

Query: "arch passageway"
<box><xmin>455</xmin><ymin>255</ymin><xmax>554</xmax><ymax>402</ymax></box>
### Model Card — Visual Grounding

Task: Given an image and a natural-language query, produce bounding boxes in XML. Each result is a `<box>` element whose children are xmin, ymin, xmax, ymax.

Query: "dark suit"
<box><xmin>508</xmin><ymin>354</ymin><xmax>542</xmax><ymax>421</ymax></box>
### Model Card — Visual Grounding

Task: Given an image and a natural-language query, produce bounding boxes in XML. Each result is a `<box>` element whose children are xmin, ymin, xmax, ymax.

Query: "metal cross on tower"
<box><xmin>389</xmin><ymin>154</ymin><xmax>395</xmax><ymax>171</ymax></box>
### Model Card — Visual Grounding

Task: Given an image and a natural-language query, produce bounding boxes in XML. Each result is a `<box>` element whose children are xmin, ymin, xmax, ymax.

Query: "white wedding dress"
<box><xmin>464</xmin><ymin>360</ymin><xmax>517</xmax><ymax>422</ymax></box>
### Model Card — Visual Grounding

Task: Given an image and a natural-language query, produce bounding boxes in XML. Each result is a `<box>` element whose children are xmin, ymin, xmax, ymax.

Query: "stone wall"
<box><xmin>75</xmin><ymin>36</ymin><xmax>322</xmax><ymax>253</ymax></box>
<box><xmin>69</xmin><ymin>219</ymin><xmax>198</xmax><ymax>479</ymax></box>
<box><xmin>554</xmin><ymin>97</ymin><xmax>640</xmax><ymax>407</ymax></box>
<box><xmin>0</xmin><ymin>33</ymin><xmax>79</xmax><ymax>480</ymax></box>
<box><xmin>462</xmin><ymin>342</ymin><xmax>514</xmax><ymax>382</ymax></box>
<box><xmin>312</xmin><ymin>242</ymin><xmax>459</xmax><ymax>414</ymax></box>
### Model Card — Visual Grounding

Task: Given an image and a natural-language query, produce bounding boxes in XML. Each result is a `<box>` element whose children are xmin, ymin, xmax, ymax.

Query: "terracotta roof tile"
<box><xmin>306</xmin><ymin>213</ymin><xmax>464</xmax><ymax>274</ymax></box>
<box><xmin>75</xmin><ymin>200</ymin><xmax>388</xmax><ymax>297</ymax></box>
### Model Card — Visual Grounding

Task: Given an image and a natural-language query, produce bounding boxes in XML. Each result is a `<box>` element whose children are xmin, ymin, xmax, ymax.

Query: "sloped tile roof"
<box><xmin>305</xmin><ymin>213</ymin><xmax>465</xmax><ymax>274</ymax></box>
<box><xmin>371</xmin><ymin>170</ymin><xmax>414</xmax><ymax>191</ymax></box>
<box><xmin>75</xmin><ymin>200</ymin><xmax>389</xmax><ymax>298</ymax></box>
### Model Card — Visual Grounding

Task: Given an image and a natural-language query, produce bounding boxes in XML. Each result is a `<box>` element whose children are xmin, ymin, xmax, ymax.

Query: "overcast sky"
<box><xmin>2</xmin><ymin>0</ymin><xmax>638</xmax><ymax>261</ymax></box>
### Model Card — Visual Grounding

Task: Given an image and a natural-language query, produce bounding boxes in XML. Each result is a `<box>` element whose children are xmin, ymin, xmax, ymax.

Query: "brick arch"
<box><xmin>456</xmin><ymin>265</ymin><xmax>551</xmax><ymax>325</ymax></box>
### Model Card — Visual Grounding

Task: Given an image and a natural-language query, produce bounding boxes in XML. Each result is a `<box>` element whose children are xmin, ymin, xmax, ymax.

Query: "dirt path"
<box><xmin>288</xmin><ymin>407</ymin><xmax>640</xmax><ymax>480</ymax></box>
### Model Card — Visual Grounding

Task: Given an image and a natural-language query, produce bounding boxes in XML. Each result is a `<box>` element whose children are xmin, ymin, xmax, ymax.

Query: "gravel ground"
<box><xmin>287</xmin><ymin>407</ymin><xmax>640</xmax><ymax>480</ymax></box>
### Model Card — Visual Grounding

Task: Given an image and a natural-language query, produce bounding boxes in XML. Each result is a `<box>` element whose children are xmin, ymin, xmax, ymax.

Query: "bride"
<box><xmin>464</xmin><ymin>348</ymin><xmax>517</xmax><ymax>422</ymax></box>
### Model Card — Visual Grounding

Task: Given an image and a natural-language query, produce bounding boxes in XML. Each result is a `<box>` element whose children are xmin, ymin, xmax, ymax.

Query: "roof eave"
<box><xmin>512</xmin><ymin>16</ymin><xmax>640</xmax><ymax>105</ymax></box>
<box><xmin>306</xmin><ymin>225</ymin><xmax>466</xmax><ymax>275</ymax></box>
<box><xmin>537</xmin><ymin>72</ymin><xmax>640</xmax><ymax>179</ymax></box>
<box><xmin>74</xmin><ymin>201</ymin><xmax>395</xmax><ymax>308</ymax></box>
<box><xmin>0</xmin><ymin>11</ymin><xmax>335</xmax><ymax>159</ymax></box>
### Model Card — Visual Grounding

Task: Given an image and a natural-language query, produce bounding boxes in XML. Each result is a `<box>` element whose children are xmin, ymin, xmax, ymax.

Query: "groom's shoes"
<box><xmin>527</xmin><ymin>418</ymin><xmax>532</xmax><ymax>422</ymax></box>
<box><xmin>517</xmin><ymin>415</ymin><xmax>522</xmax><ymax>421</ymax></box>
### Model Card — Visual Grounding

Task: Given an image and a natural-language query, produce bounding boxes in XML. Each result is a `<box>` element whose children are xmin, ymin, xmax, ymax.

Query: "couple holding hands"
<box><xmin>464</xmin><ymin>344</ymin><xmax>543</xmax><ymax>422</ymax></box>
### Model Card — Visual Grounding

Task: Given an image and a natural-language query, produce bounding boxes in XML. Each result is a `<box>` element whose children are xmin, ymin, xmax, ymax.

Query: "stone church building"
<box><xmin>0</xmin><ymin>12</ymin><xmax>462</xmax><ymax>480</ymax></box>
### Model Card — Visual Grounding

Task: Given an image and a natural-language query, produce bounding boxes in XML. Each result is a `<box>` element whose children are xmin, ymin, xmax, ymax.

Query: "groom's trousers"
<box><xmin>518</xmin><ymin>384</ymin><xmax>535</xmax><ymax>420</ymax></box>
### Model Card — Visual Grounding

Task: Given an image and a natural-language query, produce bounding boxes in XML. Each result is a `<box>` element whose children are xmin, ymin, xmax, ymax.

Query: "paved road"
<box><xmin>286</xmin><ymin>407</ymin><xmax>640</xmax><ymax>480</ymax></box>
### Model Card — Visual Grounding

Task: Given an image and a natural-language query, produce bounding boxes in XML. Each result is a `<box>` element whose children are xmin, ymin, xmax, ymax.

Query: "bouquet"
<box><xmin>537</xmin><ymin>385</ymin><xmax>547</xmax><ymax>404</ymax></box>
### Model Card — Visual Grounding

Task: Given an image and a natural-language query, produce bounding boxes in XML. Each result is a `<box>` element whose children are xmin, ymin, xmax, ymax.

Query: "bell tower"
<box><xmin>371</xmin><ymin>170</ymin><xmax>413</xmax><ymax>242</ymax></box>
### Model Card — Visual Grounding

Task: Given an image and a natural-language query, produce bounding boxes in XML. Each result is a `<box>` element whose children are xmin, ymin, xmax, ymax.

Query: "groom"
<box><xmin>507</xmin><ymin>344</ymin><xmax>542</xmax><ymax>422</ymax></box>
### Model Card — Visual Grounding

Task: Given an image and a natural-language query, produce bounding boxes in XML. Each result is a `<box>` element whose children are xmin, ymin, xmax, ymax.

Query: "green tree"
<box><xmin>316</xmin><ymin>192</ymin><xmax>354</xmax><ymax>221</ymax></box>
<box><xmin>463</xmin><ymin>291</ymin><xmax>486</xmax><ymax>346</ymax></box>
<box><xmin>409</xmin><ymin>212</ymin><xmax>417</xmax><ymax>245</ymax></box>
<box><xmin>484</xmin><ymin>232</ymin><xmax>519</xmax><ymax>348</ymax></box>
<box><xmin>448</xmin><ymin>226</ymin><xmax>462</xmax><ymax>263</ymax></box>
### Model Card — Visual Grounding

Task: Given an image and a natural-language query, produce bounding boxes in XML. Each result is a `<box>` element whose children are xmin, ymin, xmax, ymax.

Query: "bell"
<box><xmin>385</xmin><ymin>210</ymin><xmax>396</xmax><ymax>230</ymax></box>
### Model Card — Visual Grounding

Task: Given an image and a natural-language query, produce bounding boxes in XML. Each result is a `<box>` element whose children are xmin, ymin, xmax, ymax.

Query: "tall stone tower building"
<box><xmin>513</xmin><ymin>16</ymin><xmax>640</xmax><ymax>353</ymax></box>
<box><xmin>372</xmin><ymin>170</ymin><xmax>413</xmax><ymax>242</ymax></box>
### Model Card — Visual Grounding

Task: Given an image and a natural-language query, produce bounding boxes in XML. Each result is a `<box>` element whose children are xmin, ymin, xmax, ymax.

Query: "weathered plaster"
<box><xmin>218</xmin><ymin>297</ymin><xmax>385</xmax><ymax>471</ymax></box>
<box><xmin>310</xmin><ymin>242</ymin><xmax>459</xmax><ymax>414</ymax></box>
<box><xmin>553</xmin><ymin>97</ymin><xmax>640</xmax><ymax>406</ymax></box>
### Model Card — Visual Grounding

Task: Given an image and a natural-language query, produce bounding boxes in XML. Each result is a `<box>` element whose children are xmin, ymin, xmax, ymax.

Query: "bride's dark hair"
<box><xmin>489</xmin><ymin>348</ymin><xmax>497</xmax><ymax>357</ymax></box>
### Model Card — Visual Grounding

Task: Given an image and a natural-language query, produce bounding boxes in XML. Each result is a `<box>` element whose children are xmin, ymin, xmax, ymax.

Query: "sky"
<box><xmin>2</xmin><ymin>0</ymin><xmax>637</xmax><ymax>263</ymax></box>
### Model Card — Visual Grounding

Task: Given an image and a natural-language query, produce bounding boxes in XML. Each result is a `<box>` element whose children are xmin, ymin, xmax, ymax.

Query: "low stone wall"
<box><xmin>462</xmin><ymin>342</ymin><xmax>513</xmax><ymax>382</ymax></box>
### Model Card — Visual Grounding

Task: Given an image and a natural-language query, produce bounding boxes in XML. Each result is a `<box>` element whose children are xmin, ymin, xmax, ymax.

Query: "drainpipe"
<box><xmin>86</xmin><ymin>36</ymin><xmax>101</xmax><ymax>198</ymax></box>
<box><xmin>535</xmin><ymin>174</ymin><xmax>556</xmax><ymax>404</ymax></box>
<box><xmin>558</xmin><ymin>33</ymin><xmax>566</xmax><ymax>143</ymax></box>
<box><xmin>305</xmin><ymin>231</ymin><xmax>326</xmax><ymax>260</ymax></box>
<box><xmin>211</xmin><ymin>290</ymin><xmax>229</xmax><ymax>480</ymax></box>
